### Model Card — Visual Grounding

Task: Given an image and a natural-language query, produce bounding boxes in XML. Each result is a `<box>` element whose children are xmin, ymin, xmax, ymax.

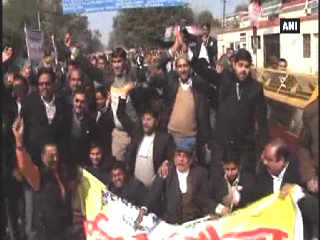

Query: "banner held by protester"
<box><xmin>75</xmin><ymin>168</ymin><xmax>304</xmax><ymax>240</ymax></box>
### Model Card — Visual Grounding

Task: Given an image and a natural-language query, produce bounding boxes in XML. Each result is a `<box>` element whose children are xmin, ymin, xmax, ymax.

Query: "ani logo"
<box><xmin>280</xmin><ymin>18</ymin><xmax>300</xmax><ymax>34</ymax></box>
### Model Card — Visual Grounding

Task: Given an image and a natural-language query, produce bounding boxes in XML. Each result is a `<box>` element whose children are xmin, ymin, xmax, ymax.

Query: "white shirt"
<box><xmin>176</xmin><ymin>169</ymin><xmax>190</xmax><ymax>194</ymax></box>
<box><xmin>134</xmin><ymin>133</ymin><xmax>156</xmax><ymax>187</ymax></box>
<box><xmin>179</xmin><ymin>78</ymin><xmax>192</xmax><ymax>91</ymax></box>
<box><xmin>16</xmin><ymin>101</ymin><xmax>22</xmax><ymax>116</ymax></box>
<box><xmin>41</xmin><ymin>95</ymin><xmax>56</xmax><ymax>124</ymax></box>
<box><xmin>198</xmin><ymin>42</ymin><xmax>210</xmax><ymax>63</ymax></box>
<box><xmin>271</xmin><ymin>162</ymin><xmax>289</xmax><ymax>193</ymax></box>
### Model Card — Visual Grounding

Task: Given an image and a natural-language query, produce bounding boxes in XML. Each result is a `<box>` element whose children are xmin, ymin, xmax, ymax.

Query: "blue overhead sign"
<box><xmin>63</xmin><ymin>0</ymin><xmax>186</xmax><ymax>14</ymax></box>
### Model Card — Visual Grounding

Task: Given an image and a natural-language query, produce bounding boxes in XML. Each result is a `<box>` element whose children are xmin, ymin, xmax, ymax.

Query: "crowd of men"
<box><xmin>2</xmin><ymin>22</ymin><xmax>318</xmax><ymax>240</ymax></box>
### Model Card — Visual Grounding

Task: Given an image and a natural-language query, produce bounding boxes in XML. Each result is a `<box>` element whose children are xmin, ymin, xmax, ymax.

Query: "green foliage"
<box><xmin>108</xmin><ymin>5</ymin><xmax>195</xmax><ymax>48</ymax></box>
<box><xmin>234</xmin><ymin>3</ymin><xmax>249</xmax><ymax>13</ymax></box>
<box><xmin>3</xmin><ymin>0</ymin><xmax>103</xmax><ymax>57</ymax></box>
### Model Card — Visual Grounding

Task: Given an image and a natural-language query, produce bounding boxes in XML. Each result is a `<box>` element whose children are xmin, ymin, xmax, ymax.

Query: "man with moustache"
<box><xmin>190</xmin><ymin>48</ymin><xmax>268</xmax><ymax>176</ymax></box>
<box><xmin>123</xmin><ymin>104</ymin><xmax>175</xmax><ymax>189</ymax></box>
<box><xmin>12</xmin><ymin>117</ymin><xmax>75</xmax><ymax>240</ymax></box>
<box><xmin>158</xmin><ymin>53</ymin><xmax>211</xmax><ymax>167</ymax></box>
<box><xmin>66</xmin><ymin>89</ymin><xmax>97</xmax><ymax>166</ymax></box>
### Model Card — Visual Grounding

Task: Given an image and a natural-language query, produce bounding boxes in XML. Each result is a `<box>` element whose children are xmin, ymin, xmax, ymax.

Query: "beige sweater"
<box><xmin>168</xmin><ymin>86</ymin><xmax>197</xmax><ymax>137</ymax></box>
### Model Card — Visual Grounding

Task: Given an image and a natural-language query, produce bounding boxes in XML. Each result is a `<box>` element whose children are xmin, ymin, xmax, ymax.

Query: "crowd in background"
<box><xmin>2</xmin><ymin>22</ymin><xmax>318</xmax><ymax>240</ymax></box>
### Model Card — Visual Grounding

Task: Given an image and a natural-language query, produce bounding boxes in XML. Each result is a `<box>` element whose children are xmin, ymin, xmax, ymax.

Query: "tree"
<box><xmin>234</xmin><ymin>3</ymin><xmax>249</xmax><ymax>13</ymax></box>
<box><xmin>197</xmin><ymin>10</ymin><xmax>214</xmax><ymax>25</ymax></box>
<box><xmin>3</xmin><ymin>0</ymin><xmax>103</xmax><ymax>59</ymax></box>
<box><xmin>108</xmin><ymin>5</ymin><xmax>195</xmax><ymax>48</ymax></box>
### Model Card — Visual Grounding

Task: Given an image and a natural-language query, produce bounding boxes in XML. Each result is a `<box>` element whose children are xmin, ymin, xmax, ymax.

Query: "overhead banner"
<box><xmin>63</xmin><ymin>0</ymin><xmax>186</xmax><ymax>14</ymax></box>
<box><xmin>75</xmin><ymin>168</ymin><xmax>304</xmax><ymax>240</ymax></box>
<box><xmin>24</xmin><ymin>26</ymin><xmax>44</xmax><ymax>62</ymax></box>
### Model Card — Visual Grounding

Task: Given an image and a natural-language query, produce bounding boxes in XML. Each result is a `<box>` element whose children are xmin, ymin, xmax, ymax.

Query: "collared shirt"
<box><xmin>134</xmin><ymin>133</ymin><xmax>156</xmax><ymax>188</ymax></box>
<box><xmin>176</xmin><ymin>168</ymin><xmax>190</xmax><ymax>194</ymax></box>
<box><xmin>16</xmin><ymin>101</ymin><xmax>22</xmax><ymax>116</ymax></box>
<box><xmin>179</xmin><ymin>78</ymin><xmax>192</xmax><ymax>91</ymax></box>
<box><xmin>198</xmin><ymin>42</ymin><xmax>210</xmax><ymax>63</ymax></box>
<box><xmin>270</xmin><ymin>162</ymin><xmax>289</xmax><ymax>193</ymax></box>
<box><xmin>41</xmin><ymin>95</ymin><xmax>56</xmax><ymax>124</ymax></box>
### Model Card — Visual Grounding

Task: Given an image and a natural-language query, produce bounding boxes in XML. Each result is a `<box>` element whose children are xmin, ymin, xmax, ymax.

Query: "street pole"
<box><xmin>222</xmin><ymin>0</ymin><xmax>226</xmax><ymax>28</ymax></box>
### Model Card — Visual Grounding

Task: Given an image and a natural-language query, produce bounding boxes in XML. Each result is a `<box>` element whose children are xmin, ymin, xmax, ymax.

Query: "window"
<box><xmin>251</xmin><ymin>36</ymin><xmax>261</xmax><ymax>49</ymax></box>
<box><xmin>240</xmin><ymin>32</ymin><xmax>246</xmax><ymax>42</ymax></box>
<box><xmin>303</xmin><ymin>34</ymin><xmax>311</xmax><ymax>58</ymax></box>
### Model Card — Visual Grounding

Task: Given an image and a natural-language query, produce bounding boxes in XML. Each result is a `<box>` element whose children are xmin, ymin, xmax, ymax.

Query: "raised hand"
<box><xmin>12</xmin><ymin>117</ymin><xmax>24</xmax><ymax>144</ymax></box>
<box><xmin>2</xmin><ymin>47</ymin><xmax>13</xmax><ymax>63</ymax></box>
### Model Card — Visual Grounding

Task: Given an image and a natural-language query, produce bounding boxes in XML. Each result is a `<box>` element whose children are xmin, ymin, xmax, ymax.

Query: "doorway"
<box><xmin>263</xmin><ymin>34</ymin><xmax>280</xmax><ymax>68</ymax></box>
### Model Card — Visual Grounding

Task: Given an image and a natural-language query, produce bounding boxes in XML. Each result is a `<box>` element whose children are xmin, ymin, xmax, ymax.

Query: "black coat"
<box><xmin>254</xmin><ymin>152</ymin><xmax>304</xmax><ymax>201</ymax></box>
<box><xmin>151</xmin><ymin>54</ymin><xmax>211</xmax><ymax>144</ymax></box>
<box><xmin>93</xmin><ymin>106</ymin><xmax>115</xmax><ymax>155</ymax></box>
<box><xmin>146</xmin><ymin>165</ymin><xmax>218</xmax><ymax>224</ymax></box>
<box><xmin>65</xmin><ymin>111</ymin><xmax>98</xmax><ymax>166</ymax></box>
<box><xmin>21</xmin><ymin>93</ymin><xmax>69</xmax><ymax>165</ymax></box>
<box><xmin>126</xmin><ymin>131</ymin><xmax>175</xmax><ymax>176</ymax></box>
<box><xmin>191</xmin><ymin>59</ymin><xmax>269</xmax><ymax>148</ymax></box>
<box><xmin>189</xmin><ymin>35</ymin><xmax>218</xmax><ymax>66</ymax></box>
<box><xmin>209</xmin><ymin>171</ymin><xmax>256</xmax><ymax>209</ymax></box>
<box><xmin>116</xmin><ymin>97</ymin><xmax>176</xmax><ymax>175</ymax></box>
<box><xmin>109</xmin><ymin>177</ymin><xmax>148</xmax><ymax>207</ymax></box>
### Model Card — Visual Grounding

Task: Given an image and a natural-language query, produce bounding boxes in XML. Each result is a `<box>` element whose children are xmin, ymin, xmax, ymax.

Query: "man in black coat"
<box><xmin>191</xmin><ymin>48</ymin><xmax>269</xmax><ymax>176</ymax></box>
<box><xmin>153</xmin><ymin>50</ymin><xmax>211</xmax><ymax>167</ymax></box>
<box><xmin>21</xmin><ymin>67</ymin><xmax>68</xmax><ymax>166</ymax></box>
<box><xmin>209</xmin><ymin>148</ymin><xmax>256</xmax><ymax>211</ymax></box>
<box><xmin>186</xmin><ymin>22</ymin><xmax>217</xmax><ymax>68</ymax></box>
<box><xmin>122</xmin><ymin>101</ymin><xmax>175</xmax><ymax>188</ymax></box>
<box><xmin>108</xmin><ymin>161</ymin><xmax>148</xmax><ymax>207</ymax></box>
<box><xmin>21</xmin><ymin>68</ymin><xmax>70</xmax><ymax>240</ymax></box>
<box><xmin>255</xmin><ymin>138</ymin><xmax>319</xmax><ymax>239</ymax></box>
<box><xmin>139</xmin><ymin>140</ymin><xmax>229</xmax><ymax>224</ymax></box>
<box><xmin>65</xmin><ymin>89</ymin><xmax>98</xmax><ymax>166</ymax></box>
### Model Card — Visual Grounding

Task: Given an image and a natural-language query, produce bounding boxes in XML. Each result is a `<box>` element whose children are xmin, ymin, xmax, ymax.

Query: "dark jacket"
<box><xmin>21</xmin><ymin>93</ymin><xmax>69</xmax><ymax>165</ymax></box>
<box><xmin>146</xmin><ymin>165</ymin><xmax>218</xmax><ymax>224</ymax></box>
<box><xmin>209</xmin><ymin>171</ymin><xmax>256</xmax><ymax>210</ymax></box>
<box><xmin>85</xmin><ymin>156</ymin><xmax>115</xmax><ymax>185</ymax></box>
<box><xmin>65</xmin><ymin>111</ymin><xmax>98</xmax><ymax>166</ymax></box>
<box><xmin>189</xmin><ymin>34</ymin><xmax>218</xmax><ymax>66</ymax></box>
<box><xmin>254</xmin><ymin>152</ymin><xmax>303</xmax><ymax>201</ymax></box>
<box><xmin>93</xmin><ymin>106</ymin><xmax>115</xmax><ymax>155</ymax></box>
<box><xmin>191</xmin><ymin>59</ymin><xmax>269</xmax><ymax>148</ymax></box>
<box><xmin>152</xmin><ymin>54</ymin><xmax>211</xmax><ymax>144</ymax></box>
<box><xmin>109</xmin><ymin>177</ymin><xmax>148</xmax><ymax>207</ymax></box>
<box><xmin>116</xmin><ymin>98</ymin><xmax>176</xmax><ymax>175</ymax></box>
<box><xmin>126</xmin><ymin>131</ymin><xmax>175</xmax><ymax>176</ymax></box>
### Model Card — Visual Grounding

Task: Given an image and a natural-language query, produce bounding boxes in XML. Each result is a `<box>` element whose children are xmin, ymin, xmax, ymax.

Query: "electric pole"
<box><xmin>222</xmin><ymin>0</ymin><xmax>227</xmax><ymax>28</ymax></box>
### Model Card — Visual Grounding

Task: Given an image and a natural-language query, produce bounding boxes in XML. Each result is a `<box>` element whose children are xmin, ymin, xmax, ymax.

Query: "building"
<box><xmin>217</xmin><ymin>0</ymin><xmax>318</xmax><ymax>76</ymax></box>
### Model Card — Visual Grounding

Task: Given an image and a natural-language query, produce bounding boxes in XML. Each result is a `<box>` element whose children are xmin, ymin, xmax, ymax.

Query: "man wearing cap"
<box><xmin>139</xmin><ymin>140</ymin><xmax>229</xmax><ymax>224</ymax></box>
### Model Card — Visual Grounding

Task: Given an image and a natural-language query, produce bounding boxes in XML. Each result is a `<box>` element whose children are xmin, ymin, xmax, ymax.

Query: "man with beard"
<box><xmin>109</xmin><ymin>162</ymin><xmax>147</xmax><ymax>207</ymax></box>
<box><xmin>123</xmin><ymin>103</ymin><xmax>175</xmax><ymax>189</ymax></box>
<box><xmin>190</xmin><ymin>48</ymin><xmax>268</xmax><ymax>176</ymax></box>
<box><xmin>12</xmin><ymin>117</ymin><xmax>75</xmax><ymax>240</ymax></box>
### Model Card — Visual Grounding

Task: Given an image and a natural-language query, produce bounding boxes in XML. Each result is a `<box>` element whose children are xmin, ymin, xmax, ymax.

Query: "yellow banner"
<box><xmin>74</xmin><ymin>168</ymin><xmax>303</xmax><ymax>240</ymax></box>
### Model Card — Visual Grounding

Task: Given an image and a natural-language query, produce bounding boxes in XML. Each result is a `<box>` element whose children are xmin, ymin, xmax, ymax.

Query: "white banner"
<box><xmin>24</xmin><ymin>26</ymin><xmax>44</xmax><ymax>62</ymax></box>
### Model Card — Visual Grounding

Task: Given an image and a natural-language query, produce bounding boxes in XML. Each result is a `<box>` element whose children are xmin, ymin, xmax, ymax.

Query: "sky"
<box><xmin>86</xmin><ymin>0</ymin><xmax>247</xmax><ymax>46</ymax></box>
